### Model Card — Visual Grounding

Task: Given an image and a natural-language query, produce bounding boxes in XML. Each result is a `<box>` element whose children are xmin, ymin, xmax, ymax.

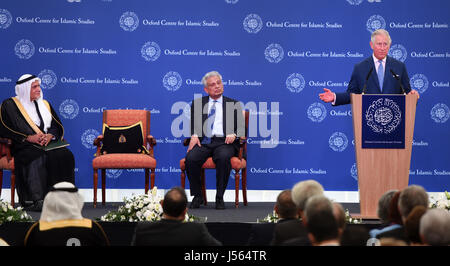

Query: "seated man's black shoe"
<box><xmin>189</xmin><ymin>196</ymin><xmax>204</xmax><ymax>209</ymax></box>
<box><xmin>215</xmin><ymin>198</ymin><xmax>225</xmax><ymax>210</ymax></box>
<box><xmin>24</xmin><ymin>200</ymin><xmax>44</xmax><ymax>212</ymax></box>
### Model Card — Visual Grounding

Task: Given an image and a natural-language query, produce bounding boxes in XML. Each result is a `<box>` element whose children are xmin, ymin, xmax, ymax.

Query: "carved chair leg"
<box><xmin>11</xmin><ymin>172</ymin><xmax>15</xmax><ymax>208</ymax></box>
<box><xmin>201</xmin><ymin>169</ymin><xmax>207</xmax><ymax>205</ymax></box>
<box><xmin>235</xmin><ymin>169</ymin><xmax>240</xmax><ymax>208</ymax></box>
<box><xmin>145</xmin><ymin>168</ymin><xmax>149</xmax><ymax>194</ymax></box>
<box><xmin>101</xmin><ymin>169</ymin><xmax>106</xmax><ymax>206</ymax></box>
<box><xmin>150</xmin><ymin>168</ymin><xmax>155</xmax><ymax>189</ymax></box>
<box><xmin>93</xmin><ymin>169</ymin><xmax>98</xmax><ymax>208</ymax></box>
<box><xmin>181</xmin><ymin>169</ymin><xmax>185</xmax><ymax>188</ymax></box>
<box><xmin>242</xmin><ymin>167</ymin><xmax>248</xmax><ymax>206</ymax></box>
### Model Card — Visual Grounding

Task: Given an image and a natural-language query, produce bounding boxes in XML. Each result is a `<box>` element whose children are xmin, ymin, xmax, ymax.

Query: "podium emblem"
<box><xmin>366</xmin><ymin>98</ymin><xmax>402</xmax><ymax>134</ymax></box>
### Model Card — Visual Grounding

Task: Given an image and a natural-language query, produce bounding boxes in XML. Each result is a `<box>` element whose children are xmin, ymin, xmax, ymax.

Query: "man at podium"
<box><xmin>319</xmin><ymin>29</ymin><xmax>419</xmax><ymax>106</ymax></box>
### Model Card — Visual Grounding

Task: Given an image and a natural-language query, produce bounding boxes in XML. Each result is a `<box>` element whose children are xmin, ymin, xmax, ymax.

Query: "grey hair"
<box><xmin>371</xmin><ymin>29</ymin><xmax>392</xmax><ymax>45</ymax></box>
<box><xmin>398</xmin><ymin>185</ymin><xmax>429</xmax><ymax>219</ymax></box>
<box><xmin>419</xmin><ymin>209</ymin><xmax>450</xmax><ymax>246</ymax></box>
<box><xmin>377</xmin><ymin>189</ymin><xmax>398</xmax><ymax>223</ymax></box>
<box><xmin>201</xmin><ymin>71</ymin><xmax>222</xmax><ymax>87</ymax></box>
<box><xmin>291</xmin><ymin>180</ymin><xmax>324</xmax><ymax>211</ymax></box>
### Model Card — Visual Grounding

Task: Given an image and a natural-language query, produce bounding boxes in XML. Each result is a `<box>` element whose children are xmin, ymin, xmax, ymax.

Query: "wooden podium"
<box><xmin>351</xmin><ymin>94</ymin><xmax>418</xmax><ymax>218</ymax></box>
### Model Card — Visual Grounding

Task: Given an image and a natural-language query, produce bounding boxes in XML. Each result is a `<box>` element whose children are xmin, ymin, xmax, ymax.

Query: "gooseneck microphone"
<box><xmin>390</xmin><ymin>69</ymin><xmax>406</xmax><ymax>95</ymax></box>
<box><xmin>362</xmin><ymin>67</ymin><xmax>373</xmax><ymax>95</ymax></box>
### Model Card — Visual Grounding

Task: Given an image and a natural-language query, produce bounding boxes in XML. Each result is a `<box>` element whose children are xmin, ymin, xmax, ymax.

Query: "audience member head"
<box><xmin>162</xmin><ymin>187</ymin><xmax>188</xmax><ymax>220</ymax></box>
<box><xmin>379</xmin><ymin>237</ymin><xmax>407</xmax><ymax>246</ymax></box>
<box><xmin>377</xmin><ymin>189</ymin><xmax>398</xmax><ymax>224</ymax></box>
<box><xmin>404</xmin><ymin>205</ymin><xmax>427</xmax><ymax>245</ymax></box>
<box><xmin>40</xmin><ymin>182</ymin><xmax>84</xmax><ymax>222</ymax></box>
<box><xmin>419</xmin><ymin>208</ymin><xmax>450</xmax><ymax>246</ymax></box>
<box><xmin>398</xmin><ymin>185</ymin><xmax>429</xmax><ymax>222</ymax></box>
<box><xmin>304</xmin><ymin>195</ymin><xmax>339</xmax><ymax>246</ymax></box>
<box><xmin>387</xmin><ymin>191</ymin><xmax>403</xmax><ymax>225</ymax></box>
<box><xmin>291</xmin><ymin>179</ymin><xmax>324</xmax><ymax>212</ymax></box>
<box><xmin>274</xmin><ymin>189</ymin><xmax>298</xmax><ymax>219</ymax></box>
<box><xmin>340</xmin><ymin>226</ymin><xmax>369</xmax><ymax>246</ymax></box>
<box><xmin>332</xmin><ymin>202</ymin><xmax>346</xmax><ymax>234</ymax></box>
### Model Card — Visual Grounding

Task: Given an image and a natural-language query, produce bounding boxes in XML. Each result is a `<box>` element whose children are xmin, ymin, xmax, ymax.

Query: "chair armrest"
<box><xmin>93</xmin><ymin>135</ymin><xmax>104</xmax><ymax>147</ymax></box>
<box><xmin>147</xmin><ymin>135</ymin><xmax>156</xmax><ymax>146</ymax></box>
<box><xmin>183</xmin><ymin>138</ymin><xmax>191</xmax><ymax>146</ymax></box>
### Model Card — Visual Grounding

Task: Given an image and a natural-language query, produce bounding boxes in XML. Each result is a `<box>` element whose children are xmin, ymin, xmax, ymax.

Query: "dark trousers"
<box><xmin>185</xmin><ymin>137</ymin><xmax>236</xmax><ymax>200</ymax></box>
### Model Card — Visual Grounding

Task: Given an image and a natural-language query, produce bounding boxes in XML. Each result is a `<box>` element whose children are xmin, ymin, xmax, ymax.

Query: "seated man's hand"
<box><xmin>187</xmin><ymin>135</ymin><xmax>201</xmax><ymax>152</ymax></box>
<box><xmin>225</xmin><ymin>134</ymin><xmax>236</xmax><ymax>144</ymax></box>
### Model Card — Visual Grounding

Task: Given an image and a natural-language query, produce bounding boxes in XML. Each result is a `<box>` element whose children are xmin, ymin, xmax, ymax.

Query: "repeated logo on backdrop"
<box><xmin>1</xmin><ymin>0</ymin><xmax>448</xmax><ymax>192</ymax></box>
<box><xmin>0</xmin><ymin>9</ymin><xmax>12</xmax><ymax>29</ymax></box>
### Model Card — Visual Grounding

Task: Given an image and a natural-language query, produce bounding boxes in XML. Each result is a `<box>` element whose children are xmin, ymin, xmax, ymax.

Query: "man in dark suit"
<box><xmin>319</xmin><ymin>29</ymin><xmax>419</xmax><ymax>106</ymax></box>
<box><xmin>185</xmin><ymin>71</ymin><xmax>245</xmax><ymax>209</ymax></box>
<box><xmin>131</xmin><ymin>187</ymin><xmax>221</xmax><ymax>246</ymax></box>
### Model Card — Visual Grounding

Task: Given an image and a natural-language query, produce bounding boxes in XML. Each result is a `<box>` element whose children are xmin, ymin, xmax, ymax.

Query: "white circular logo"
<box><xmin>225</xmin><ymin>0</ymin><xmax>239</xmax><ymax>4</ymax></box>
<box><xmin>347</xmin><ymin>0</ymin><xmax>364</xmax><ymax>5</ymax></box>
<box><xmin>81</xmin><ymin>129</ymin><xmax>100</xmax><ymax>149</ymax></box>
<box><xmin>14</xmin><ymin>39</ymin><xmax>35</xmax><ymax>60</ymax></box>
<box><xmin>243</xmin><ymin>14</ymin><xmax>263</xmax><ymax>34</ymax></box>
<box><xmin>388</xmin><ymin>44</ymin><xmax>407</xmax><ymax>62</ymax></box>
<box><xmin>430</xmin><ymin>103</ymin><xmax>450</xmax><ymax>123</ymax></box>
<box><xmin>0</xmin><ymin>9</ymin><xmax>13</xmax><ymax>29</ymax></box>
<box><xmin>329</xmin><ymin>132</ymin><xmax>348</xmax><ymax>152</ymax></box>
<box><xmin>119</xmin><ymin>11</ymin><xmax>139</xmax><ymax>32</ymax></box>
<box><xmin>410</xmin><ymin>74</ymin><xmax>429</xmax><ymax>94</ymax></box>
<box><xmin>351</xmin><ymin>163</ymin><xmax>358</xmax><ymax>181</ymax></box>
<box><xmin>286</xmin><ymin>73</ymin><xmax>305</xmax><ymax>93</ymax></box>
<box><xmin>366</xmin><ymin>15</ymin><xmax>386</xmax><ymax>33</ymax></box>
<box><xmin>365</xmin><ymin>98</ymin><xmax>402</xmax><ymax>134</ymax></box>
<box><xmin>59</xmin><ymin>99</ymin><xmax>79</xmax><ymax>120</ymax></box>
<box><xmin>38</xmin><ymin>69</ymin><xmax>57</xmax><ymax>90</ymax></box>
<box><xmin>307</xmin><ymin>102</ymin><xmax>327</xmax><ymax>123</ymax></box>
<box><xmin>163</xmin><ymin>71</ymin><xmax>182</xmax><ymax>91</ymax></box>
<box><xmin>141</xmin><ymin>41</ymin><xmax>161</xmax><ymax>62</ymax></box>
<box><xmin>106</xmin><ymin>169</ymin><xmax>123</xmax><ymax>179</ymax></box>
<box><xmin>264</xmin><ymin>43</ymin><xmax>284</xmax><ymax>63</ymax></box>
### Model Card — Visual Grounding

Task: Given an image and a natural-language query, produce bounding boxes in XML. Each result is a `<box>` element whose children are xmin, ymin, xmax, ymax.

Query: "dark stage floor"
<box><xmin>24</xmin><ymin>201</ymin><xmax>361</xmax><ymax>223</ymax></box>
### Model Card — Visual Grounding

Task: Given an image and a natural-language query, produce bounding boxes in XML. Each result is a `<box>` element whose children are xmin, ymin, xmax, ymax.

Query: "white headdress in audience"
<box><xmin>40</xmin><ymin>182</ymin><xmax>84</xmax><ymax>222</ymax></box>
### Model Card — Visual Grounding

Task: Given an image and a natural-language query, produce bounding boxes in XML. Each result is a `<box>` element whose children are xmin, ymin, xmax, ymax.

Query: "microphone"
<box><xmin>362</xmin><ymin>67</ymin><xmax>373</xmax><ymax>95</ymax></box>
<box><xmin>390</xmin><ymin>69</ymin><xmax>406</xmax><ymax>95</ymax></box>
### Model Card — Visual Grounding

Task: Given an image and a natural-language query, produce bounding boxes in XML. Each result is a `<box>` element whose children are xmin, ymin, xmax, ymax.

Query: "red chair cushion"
<box><xmin>93</xmin><ymin>153</ymin><xmax>156</xmax><ymax>169</ymax></box>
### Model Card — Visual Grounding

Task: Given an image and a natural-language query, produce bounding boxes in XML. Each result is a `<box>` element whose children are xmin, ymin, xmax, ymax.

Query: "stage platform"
<box><xmin>0</xmin><ymin>201</ymin><xmax>383</xmax><ymax>246</ymax></box>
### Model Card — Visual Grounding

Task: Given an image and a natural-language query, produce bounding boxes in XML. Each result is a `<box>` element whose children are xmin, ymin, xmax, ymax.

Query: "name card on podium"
<box><xmin>362</xmin><ymin>95</ymin><xmax>405</xmax><ymax>149</ymax></box>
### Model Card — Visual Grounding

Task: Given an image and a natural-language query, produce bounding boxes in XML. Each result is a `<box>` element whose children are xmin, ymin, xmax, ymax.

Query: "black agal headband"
<box><xmin>16</xmin><ymin>75</ymin><xmax>37</xmax><ymax>85</ymax></box>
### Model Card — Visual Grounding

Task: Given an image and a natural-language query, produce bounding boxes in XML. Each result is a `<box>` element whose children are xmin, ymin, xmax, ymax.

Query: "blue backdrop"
<box><xmin>1</xmin><ymin>0</ymin><xmax>449</xmax><ymax>196</ymax></box>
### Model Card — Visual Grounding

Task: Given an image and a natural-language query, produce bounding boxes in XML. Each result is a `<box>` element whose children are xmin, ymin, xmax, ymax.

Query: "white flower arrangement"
<box><xmin>258</xmin><ymin>209</ymin><xmax>362</xmax><ymax>224</ymax></box>
<box><xmin>0</xmin><ymin>199</ymin><xmax>33</xmax><ymax>225</ymax></box>
<box><xmin>429</xmin><ymin>191</ymin><xmax>450</xmax><ymax>211</ymax></box>
<box><xmin>99</xmin><ymin>187</ymin><xmax>200</xmax><ymax>222</ymax></box>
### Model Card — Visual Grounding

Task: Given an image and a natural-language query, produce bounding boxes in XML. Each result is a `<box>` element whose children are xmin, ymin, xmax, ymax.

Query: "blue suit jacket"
<box><xmin>334</xmin><ymin>56</ymin><xmax>411</xmax><ymax>106</ymax></box>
